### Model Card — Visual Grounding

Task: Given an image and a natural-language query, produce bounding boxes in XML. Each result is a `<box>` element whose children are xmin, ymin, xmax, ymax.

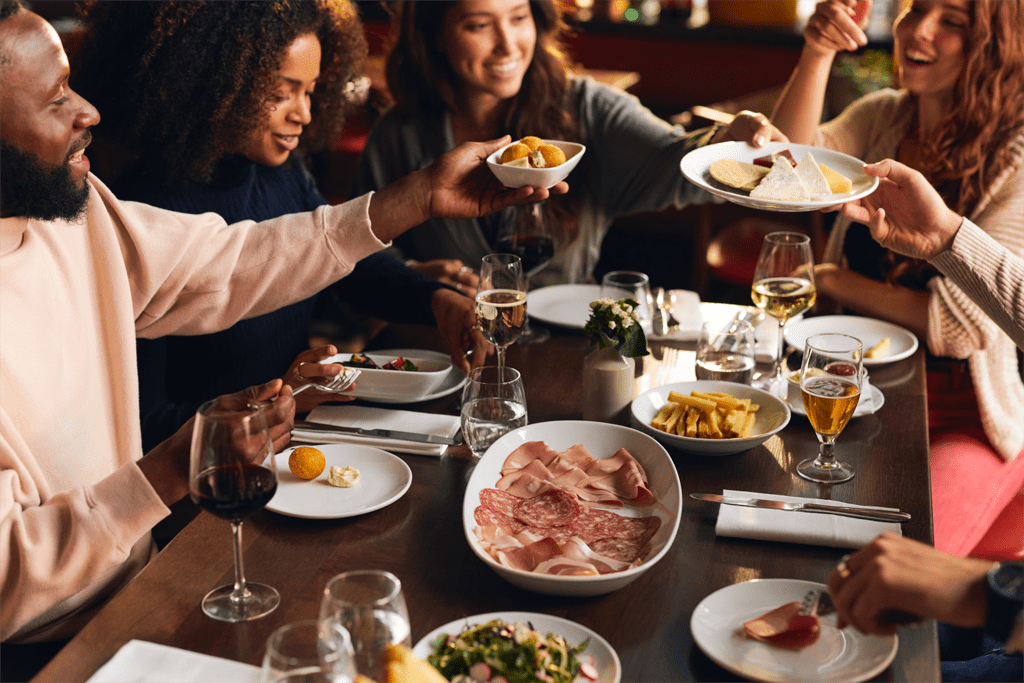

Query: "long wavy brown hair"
<box><xmin>884</xmin><ymin>0</ymin><xmax>1024</xmax><ymax>286</ymax></box>
<box><xmin>385</xmin><ymin>0</ymin><xmax>584</xmax><ymax>243</ymax></box>
<box><xmin>72</xmin><ymin>0</ymin><xmax>367</xmax><ymax>189</ymax></box>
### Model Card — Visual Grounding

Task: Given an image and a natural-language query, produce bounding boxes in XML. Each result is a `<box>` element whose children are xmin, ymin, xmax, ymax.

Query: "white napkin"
<box><xmin>649</xmin><ymin>289</ymin><xmax>703</xmax><ymax>340</ymax></box>
<box><xmin>87</xmin><ymin>640</ymin><xmax>259</xmax><ymax>683</ymax></box>
<box><xmin>291</xmin><ymin>405</ymin><xmax>461</xmax><ymax>457</ymax></box>
<box><xmin>715</xmin><ymin>489</ymin><xmax>903</xmax><ymax>549</ymax></box>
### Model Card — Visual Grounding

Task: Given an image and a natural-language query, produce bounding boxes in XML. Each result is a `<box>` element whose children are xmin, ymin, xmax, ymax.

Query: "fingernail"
<box><xmin>754</xmin><ymin>134</ymin><xmax>766</xmax><ymax>147</ymax></box>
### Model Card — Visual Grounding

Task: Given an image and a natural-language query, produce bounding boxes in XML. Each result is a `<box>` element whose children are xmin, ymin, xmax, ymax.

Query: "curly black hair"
<box><xmin>72</xmin><ymin>0</ymin><xmax>367</xmax><ymax>187</ymax></box>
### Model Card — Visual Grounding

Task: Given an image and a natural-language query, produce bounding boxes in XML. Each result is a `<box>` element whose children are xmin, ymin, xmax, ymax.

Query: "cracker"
<box><xmin>709</xmin><ymin>158</ymin><xmax>770</xmax><ymax>191</ymax></box>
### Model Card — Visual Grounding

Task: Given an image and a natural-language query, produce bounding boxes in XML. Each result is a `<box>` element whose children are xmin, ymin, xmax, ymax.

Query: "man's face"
<box><xmin>0</xmin><ymin>9</ymin><xmax>100</xmax><ymax>220</ymax></box>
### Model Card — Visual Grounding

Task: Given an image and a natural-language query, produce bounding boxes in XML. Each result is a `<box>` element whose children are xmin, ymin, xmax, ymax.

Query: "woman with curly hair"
<box><xmin>71</xmin><ymin>0</ymin><xmax>516</xmax><ymax>451</ymax></box>
<box><xmin>771</xmin><ymin>0</ymin><xmax>1024</xmax><ymax>561</ymax></box>
<box><xmin>353</xmin><ymin>0</ymin><xmax>784</xmax><ymax>288</ymax></box>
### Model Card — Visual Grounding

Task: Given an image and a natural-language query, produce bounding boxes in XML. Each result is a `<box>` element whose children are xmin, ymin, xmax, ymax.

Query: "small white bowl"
<box><xmin>631</xmin><ymin>380</ymin><xmax>791</xmax><ymax>456</ymax></box>
<box><xmin>323</xmin><ymin>352</ymin><xmax>451</xmax><ymax>401</ymax></box>
<box><xmin>486</xmin><ymin>139</ymin><xmax>586</xmax><ymax>189</ymax></box>
<box><xmin>464</xmin><ymin>421</ymin><xmax>681</xmax><ymax>597</ymax></box>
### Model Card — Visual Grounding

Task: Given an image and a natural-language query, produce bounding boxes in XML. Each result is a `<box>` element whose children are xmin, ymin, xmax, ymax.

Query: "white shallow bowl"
<box><xmin>464</xmin><ymin>421</ymin><xmax>681</xmax><ymax>596</ymax></box>
<box><xmin>323</xmin><ymin>351</ymin><xmax>450</xmax><ymax>401</ymax></box>
<box><xmin>631</xmin><ymin>381</ymin><xmax>791</xmax><ymax>456</ymax></box>
<box><xmin>487</xmin><ymin>139</ymin><xmax>586</xmax><ymax>189</ymax></box>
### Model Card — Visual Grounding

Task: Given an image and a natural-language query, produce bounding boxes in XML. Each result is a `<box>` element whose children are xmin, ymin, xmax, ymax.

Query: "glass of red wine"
<box><xmin>189</xmin><ymin>398</ymin><xmax>280</xmax><ymax>622</ymax></box>
<box><xmin>494</xmin><ymin>204</ymin><xmax>554</xmax><ymax>344</ymax></box>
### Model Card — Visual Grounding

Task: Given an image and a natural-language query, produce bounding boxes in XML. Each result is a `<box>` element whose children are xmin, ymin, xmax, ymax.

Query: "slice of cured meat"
<box><xmin>572</xmin><ymin>508</ymin><xmax>660</xmax><ymax>546</ymax></box>
<box><xmin>474</xmin><ymin>505</ymin><xmax>512</xmax><ymax>530</ymax></box>
<box><xmin>479</xmin><ymin>488</ymin><xmax>521</xmax><ymax>517</ymax></box>
<box><xmin>502</xmin><ymin>441</ymin><xmax>561</xmax><ymax>475</ymax></box>
<box><xmin>513</xmin><ymin>489</ymin><xmax>581</xmax><ymax>528</ymax></box>
<box><xmin>743</xmin><ymin>602</ymin><xmax>821</xmax><ymax>650</ymax></box>
<box><xmin>588</xmin><ymin>537</ymin><xmax>648</xmax><ymax>563</ymax></box>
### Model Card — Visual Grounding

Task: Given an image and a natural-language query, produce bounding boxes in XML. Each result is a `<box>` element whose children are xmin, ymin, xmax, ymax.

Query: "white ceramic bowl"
<box><xmin>486</xmin><ymin>139</ymin><xmax>586</xmax><ymax>189</ymax></box>
<box><xmin>631</xmin><ymin>380</ymin><xmax>791</xmax><ymax>456</ymax></box>
<box><xmin>464</xmin><ymin>420</ymin><xmax>681</xmax><ymax>596</ymax></box>
<box><xmin>323</xmin><ymin>351</ymin><xmax>451</xmax><ymax>401</ymax></box>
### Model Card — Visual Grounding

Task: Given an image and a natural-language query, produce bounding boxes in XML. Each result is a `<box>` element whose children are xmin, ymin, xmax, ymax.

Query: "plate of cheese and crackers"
<box><xmin>680</xmin><ymin>142</ymin><xmax>878</xmax><ymax>212</ymax></box>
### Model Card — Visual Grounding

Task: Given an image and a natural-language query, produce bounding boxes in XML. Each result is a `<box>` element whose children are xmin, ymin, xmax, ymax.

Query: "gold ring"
<box><xmin>837</xmin><ymin>553</ymin><xmax>852</xmax><ymax>579</ymax></box>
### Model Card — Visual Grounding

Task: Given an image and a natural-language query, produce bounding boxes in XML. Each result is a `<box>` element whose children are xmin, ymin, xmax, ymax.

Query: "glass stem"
<box><xmin>775</xmin><ymin>319</ymin><xmax>786</xmax><ymax>384</ymax></box>
<box><xmin>815</xmin><ymin>441</ymin><xmax>835</xmax><ymax>467</ymax></box>
<box><xmin>229</xmin><ymin>521</ymin><xmax>251</xmax><ymax>604</ymax></box>
<box><xmin>496</xmin><ymin>346</ymin><xmax>505</xmax><ymax>373</ymax></box>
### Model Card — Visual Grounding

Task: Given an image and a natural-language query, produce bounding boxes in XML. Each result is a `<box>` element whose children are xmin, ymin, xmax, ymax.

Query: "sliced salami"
<box><xmin>479</xmin><ymin>488</ymin><xmax>521</xmax><ymax>517</ymax></box>
<box><xmin>474</xmin><ymin>505</ymin><xmax>512</xmax><ymax>530</ymax></box>
<box><xmin>513</xmin><ymin>489</ymin><xmax>581</xmax><ymax>528</ymax></box>
<box><xmin>588</xmin><ymin>537</ymin><xmax>647</xmax><ymax>563</ymax></box>
<box><xmin>518</xmin><ymin>525</ymin><xmax>575</xmax><ymax>545</ymax></box>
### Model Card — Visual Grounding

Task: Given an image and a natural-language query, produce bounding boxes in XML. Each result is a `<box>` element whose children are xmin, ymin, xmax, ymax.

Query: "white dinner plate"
<box><xmin>528</xmin><ymin>284</ymin><xmax>603</xmax><ymax>329</ymax></box>
<box><xmin>691</xmin><ymin>579</ymin><xmax>898</xmax><ymax>683</ymax></box>
<box><xmin>680</xmin><ymin>142</ymin><xmax>879</xmax><ymax>212</ymax></box>
<box><xmin>784</xmin><ymin>316</ymin><xmax>919</xmax><ymax>366</ymax></box>
<box><xmin>787</xmin><ymin>382</ymin><xmax>885</xmax><ymax>420</ymax></box>
<box><xmin>266</xmin><ymin>443</ymin><xmax>412</xmax><ymax>519</ymax></box>
<box><xmin>354</xmin><ymin>349</ymin><xmax>467</xmax><ymax>404</ymax></box>
<box><xmin>413</xmin><ymin>611</ymin><xmax>621</xmax><ymax>683</ymax></box>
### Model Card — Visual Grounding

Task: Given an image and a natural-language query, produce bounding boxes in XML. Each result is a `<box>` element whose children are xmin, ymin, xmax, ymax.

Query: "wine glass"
<box><xmin>188</xmin><ymin>398</ymin><xmax>279</xmax><ymax>622</ymax></box>
<box><xmin>695</xmin><ymin>319</ymin><xmax>756</xmax><ymax>384</ymax></box>
<box><xmin>797</xmin><ymin>333</ymin><xmax>863</xmax><ymax>484</ymax></box>
<box><xmin>460</xmin><ymin>365</ymin><xmax>528</xmax><ymax>457</ymax></box>
<box><xmin>750</xmin><ymin>232</ymin><xmax>816</xmax><ymax>396</ymax></box>
<box><xmin>601</xmin><ymin>271</ymin><xmax>654</xmax><ymax>335</ymax></box>
<box><xmin>475</xmin><ymin>253</ymin><xmax>527</xmax><ymax>372</ymax></box>
<box><xmin>261</xmin><ymin>620</ymin><xmax>357</xmax><ymax>683</ymax></box>
<box><xmin>319</xmin><ymin>570</ymin><xmax>411</xmax><ymax>682</ymax></box>
<box><xmin>494</xmin><ymin>205</ymin><xmax>554</xmax><ymax>344</ymax></box>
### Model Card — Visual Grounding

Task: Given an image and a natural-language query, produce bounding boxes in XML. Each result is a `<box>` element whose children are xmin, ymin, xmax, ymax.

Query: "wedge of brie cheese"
<box><xmin>795</xmin><ymin>152</ymin><xmax>832</xmax><ymax>198</ymax></box>
<box><xmin>749</xmin><ymin>157</ymin><xmax>810</xmax><ymax>201</ymax></box>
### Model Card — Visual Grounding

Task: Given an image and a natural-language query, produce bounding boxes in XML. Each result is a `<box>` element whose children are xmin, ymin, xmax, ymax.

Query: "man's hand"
<box><xmin>827</xmin><ymin>533</ymin><xmax>991</xmax><ymax>636</ymax></box>
<box><xmin>711</xmin><ymin>110</ymin><xmax>789</xmax><ymax>147</ymax></box>
<box><xmin>431</xmin><ymin>288</ymin><xmax>493</xmax><ymax>374</ymax></box>
<box><xmin>407</xmin><ymin>259</ymin><xmax>480</xmax><ymax>296</ymax></box>
<box><xmin>282</xmin><ymin>345</ymin><xmax>356</xmax><ymax>413</ymax></box>
<box><xmin>826</xmin><ymin>159</ymin><xmax>964</xmax><ymax>260</ymax></box>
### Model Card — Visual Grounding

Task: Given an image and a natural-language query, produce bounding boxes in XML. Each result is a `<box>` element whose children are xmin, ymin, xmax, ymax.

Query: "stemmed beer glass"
<box><xmin>189</xmin><ymin>398</ymin><xmax>279</xmax><ymax>621</ymax></box>
<box><xmin>751</xmin><ymin>232</ymin><xmax>816</xmax><ymax>395</ymax></box>
<box><xmin>475</xmin><ymin>253</ymin><xmax>527</xmax><ymax>372</ymax></box>
<box><xmin>797</xmin><ymin>333</ymin><xmax>863</xmax><ymax>483</ymax></box>
<box><xmin>495</xmin><ymin>205</ymin><xmax>555</xmax><ymax>344</ymax></box>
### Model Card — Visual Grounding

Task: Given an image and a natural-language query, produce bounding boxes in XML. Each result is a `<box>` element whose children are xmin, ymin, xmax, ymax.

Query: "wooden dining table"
<box><xmin>33</xmin><ymin>308</ymin><xmax>940</xmax><ymax>683</ymax></box>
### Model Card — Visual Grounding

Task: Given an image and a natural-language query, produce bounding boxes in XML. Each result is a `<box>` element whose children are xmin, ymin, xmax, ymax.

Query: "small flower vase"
<box><xmin>581</xmin><ymin>346</ymin><xmax>636</xmax><ymax>424</ymax></box>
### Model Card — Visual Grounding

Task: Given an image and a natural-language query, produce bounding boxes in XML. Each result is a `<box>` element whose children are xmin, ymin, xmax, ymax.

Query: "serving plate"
<box><xmin>691</xmin><ymin>579</ymin><xmax>898</xmax><ymax>683</ymax></box>
<box><xmin>413</xmin><ymin>611</ymin><xmax>621</xmax><ymax>683</ymax></box>
<box><xmin>680</xmin><ymin>142</ymin><xmax>878</xmax><ymax>212</ymax></box>
<box><xmin>783</xmin><ymin>316</ymin><xmax>919</xmax><ymax>367</ymax></box>
<box><xmin>527</xmin><ymin>284</ymin><xmax>603</xmax><ymax>329</ymax></box>
<box><xmin>464</xmin><ymin>421</ymin><xmax>681</xmax><ymax>596</ymax></box>
<box><xmin>323</xmin><ymin>349</ymin><xmax>452</xmax><ymax>402</ymax></box>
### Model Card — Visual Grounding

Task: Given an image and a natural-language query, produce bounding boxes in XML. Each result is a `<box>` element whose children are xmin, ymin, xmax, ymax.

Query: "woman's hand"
<box><xmin>282</xmin><ymin>345</ymin><xmax>357</xmax><ymax>413</ymax></box>
<box><xmin>431</xmin><ymin>288</ymin><xmax>492</xmax><ymax>374</ymax></box>
<box><xmin>827</xmin><ymin>533</ymin><xmax>990</xmax><ymax>636</ymax></box>
<box><xmin>408</xmin><ymin>259</ymin><xmax>480</xmax><ymax>295</ymax></box>
<box><xmin>712</xmin><ymin>110</ymin><xmax>788</xmax><ymax>147</ymax></box>
<box><xmin>804</xmin><ymin>0</ymin><xmax>872</xmax><ymax>56</ymax></box>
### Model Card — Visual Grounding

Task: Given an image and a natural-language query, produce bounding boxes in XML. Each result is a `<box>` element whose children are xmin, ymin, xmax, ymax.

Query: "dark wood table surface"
<box><xmin>33</xmin><ymin>315</ymin><xmax>939</xmax><ymax>683</ymax></box>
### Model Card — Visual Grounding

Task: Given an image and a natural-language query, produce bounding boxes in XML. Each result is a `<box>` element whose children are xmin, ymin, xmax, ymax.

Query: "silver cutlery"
<box><xmin>292</xmin><ymin>368</ymin><xmax>361</xmax><ymax>396</ymax></box>
<box><xmin>294</xmin><ymin>419</ymin><xmax>463</xmax><ymax>446</ymax></box>
<box><xmin>653</xmin><ymin>287</ymin><xmax>680</xmax><ymax>336</ymax></box>
<box><xmin>801</xmin><ymin>588</ymin><xmax>920</xmax><ymax>625</ymax></box>
<box><xmin>690</xmin><ymin>493</ymin><xmax>911</xmax><ymax>523</ymax></box>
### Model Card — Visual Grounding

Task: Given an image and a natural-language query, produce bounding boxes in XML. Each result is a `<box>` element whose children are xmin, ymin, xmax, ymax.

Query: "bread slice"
<box><xmin>795</xmin><ymin>152</ymin><xmax>831</xmax><ymax>198</ymax></box>
<box><xmin>709</xmin><ymin>158</ymin><xmax>770</xmax><ymax>191</ymax></box>
<box><xmin>819</xmin><ymin>164</ymin><xmax>852</xmax><ymax>193</ymax></box>
<box><xmin>381</xmin><ymin>644</ymin><xmax>447</xmax><ymax>683</ymax></box>
<box><xmin>749</xmin><ymin>157</ymin><xmax>810</xmax><ymax>201</ymax></box>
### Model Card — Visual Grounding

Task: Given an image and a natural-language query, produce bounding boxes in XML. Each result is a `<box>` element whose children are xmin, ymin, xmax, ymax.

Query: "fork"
<box><xmin>653</xmin><ymin>287</ymin><xmax>681</xmax><ymax>336</ymax></box>
<box><xmin>292</xmin><ymin>368</ymin><xmax>361</xmax><ymax>396</ymax></box>
<box><xmin>801</xmin><ymin>588</ymin><xmax>919</xmax><ymax>625</ymax></box>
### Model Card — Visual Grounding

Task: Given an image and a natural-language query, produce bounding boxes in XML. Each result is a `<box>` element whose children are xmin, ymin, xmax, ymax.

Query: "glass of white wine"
<box><xmin>475</xmin><ymin>253</ymin><xmax>527</xmax><ymax>373</ymax></box>
<box><xmin>751</xmin><ymin>232</ymin><xmax>816</xmax><ymax>396</ymax></box>
<box><xmin>797</xmin><ymin>333</ymin><xmax>863</xmax><ymax>484</ymax></box>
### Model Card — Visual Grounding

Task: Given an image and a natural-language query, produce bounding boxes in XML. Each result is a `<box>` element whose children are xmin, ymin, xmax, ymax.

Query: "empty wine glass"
<box><xmin>495</xmin><ymin>205</ymin><xmax>554</xmax><ymax>344</ymax></box>
<box><xmin>797</xmin><ymin>333</ymin><xmax>863</xmax><ymax>484</ymax></box>
<box><xmin>261</xmin><ymin>620</ymin><xmax>357</xmax><ymax>683</ymax></box>
<box><xmin>319</xmin><ymin>570</ymin><xmax>411</xmax><ymax>682</ymax></box>
<box><xmin>601</xmin><ymin>271</ymin><xmax>654</xmax><ymax>335</ymax></box>
<box><xmin>460</xmin><ymin>365</ymin><xmax>528</xmax><ymax>457</ymax></box>
<box><xmin>751</xmin><ymin>232</ymin><xmax>816</xmax><ymax>396</ymax></box>
<box><xmin>475</xmin><ymin>253</ymin><xmax>527</xmax><ymax>372</ymax></box>
<box><xmin>189</xmin><ymin>398</ymin><xmax>279</xmax><ymax>622</ymax></box>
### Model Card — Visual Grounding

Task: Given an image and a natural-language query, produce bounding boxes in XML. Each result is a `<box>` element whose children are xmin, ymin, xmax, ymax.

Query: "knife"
<box><xmin>294</xmin><ymin>420</ymin><xmax>463</xmax><ymax>446</ymax></box>
<box><xmin>690</xmin><ymin>493</ymin><xmax>911</xmax><ymax>523</ymax></box>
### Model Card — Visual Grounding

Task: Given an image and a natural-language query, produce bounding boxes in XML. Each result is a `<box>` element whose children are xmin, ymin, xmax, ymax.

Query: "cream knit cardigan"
<box><xmin>816</xmin><ymin>88</ymin><xmax>1024</xmax><ymax>461</ymax></box>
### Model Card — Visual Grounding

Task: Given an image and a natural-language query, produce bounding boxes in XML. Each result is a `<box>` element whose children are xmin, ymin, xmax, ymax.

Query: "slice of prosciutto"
<box><xmin>742</xmin><ymin>602</ymin><xmax>821</xmax><ymax>650</ymax></box>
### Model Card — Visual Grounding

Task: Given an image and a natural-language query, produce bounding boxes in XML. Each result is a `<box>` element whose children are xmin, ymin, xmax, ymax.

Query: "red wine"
<box><xmin>495</xmin><ymin>235</ymin><xmax>554</xmax><ymax>277</ymax></box>
<box><xmin>191</xmin><ymin>464</ymin><xmax>277</xmax><ymax>521</ymax></box>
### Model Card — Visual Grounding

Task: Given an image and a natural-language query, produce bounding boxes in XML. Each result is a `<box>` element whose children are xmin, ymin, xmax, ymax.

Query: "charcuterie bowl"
<box><xmin>322</xmin><ymin>351</ymin><xmax>451</xmax><ymax>402</ymax></box>
<box><xmin>463</xmin><ymin>421</ymin><xmax>682</xmax><ymax>596</ymax></box>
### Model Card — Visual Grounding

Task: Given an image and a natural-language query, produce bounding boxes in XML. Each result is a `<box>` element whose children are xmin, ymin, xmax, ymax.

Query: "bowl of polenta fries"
<box><xmin>630</xmin><ymin>381</ymin><xmax>790</xmax><ymax>456</ymax></box>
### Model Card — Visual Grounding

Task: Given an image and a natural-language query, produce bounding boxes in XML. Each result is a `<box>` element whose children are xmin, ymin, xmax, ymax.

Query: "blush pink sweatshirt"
<box><xmin>0</xmin><ymin>175</ymin><xmax>384</xmax><ymax>642</ymax></box>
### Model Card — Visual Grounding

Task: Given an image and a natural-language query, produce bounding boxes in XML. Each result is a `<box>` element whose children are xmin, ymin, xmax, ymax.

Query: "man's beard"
<box><xmin>0</xmin><ymin>142</ymin><xmax>90</xmax><ymax>222</ymax></box>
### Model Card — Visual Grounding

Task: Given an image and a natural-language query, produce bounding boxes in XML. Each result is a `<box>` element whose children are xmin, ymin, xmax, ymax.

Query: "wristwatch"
<box><xmin>985</xmin><ymin>561</ymin><xmax>1024</xmax><ymax>640</ymax></box>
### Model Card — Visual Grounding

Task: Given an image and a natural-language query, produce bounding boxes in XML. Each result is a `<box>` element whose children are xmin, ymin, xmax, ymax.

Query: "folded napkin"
<box><xmin>291</xmin><ymin>405</ymin><xmax>461</xmax><ymax>457</ymax></box>
<box><xmin>87</xmin><ymin>640</ymin><xmax>259</xmax><ymax>683</ymax></box>
<box><xmin>715</xmin><ymin>489</ymin><xmax>903</xmax><ymax>549</ymax></box>
<box><xmin>649</xmin><ymin>289</ymin><xmax>703</xmax><ymax>341</ymax></box>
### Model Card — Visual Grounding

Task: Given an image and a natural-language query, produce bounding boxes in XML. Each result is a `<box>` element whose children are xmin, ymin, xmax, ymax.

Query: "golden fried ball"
<box><xmin>500</xmin><ymin>142</ymin><xmax>530</xmax><ymax>164</ymax></box>
<box><xmin>533</xmin><ymin>144</ymin><xmax>566</xmax><ymax>168</ymax></box>
<box><xmin>519</xmin><ymin>136</ymin><xmax>544</xmax><ymax>153</ymax></box>
<box><xmin>289</xmin><ymin>446</ymin><xmax>326</xmax><ymax>480</ymax></box>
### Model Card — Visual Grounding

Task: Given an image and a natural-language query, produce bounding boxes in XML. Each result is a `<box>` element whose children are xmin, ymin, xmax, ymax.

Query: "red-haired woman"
<box><xmin>771</xmin><ymin>0</ymin><xmax>1024</xmax><ymax>561</ymax></box>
